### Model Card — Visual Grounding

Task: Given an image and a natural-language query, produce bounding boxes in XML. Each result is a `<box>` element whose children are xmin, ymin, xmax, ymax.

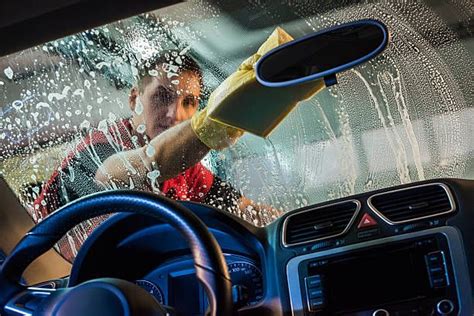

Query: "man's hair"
<box><xmin>137</xmin><ymin>50</ymin><xmax>203</xmax><ymax>92</ymax></box>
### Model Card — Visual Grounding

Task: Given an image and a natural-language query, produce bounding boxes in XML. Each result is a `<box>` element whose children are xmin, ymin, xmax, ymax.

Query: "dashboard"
<box><xmin>66</xmin><ymin>178</ymin><xmax>474</xmax><ymax>315</ymax></box>
<box><xmin>134</xmin><ymin>254</ymin><xmax>263</xmax><ymax>313</ymax></box>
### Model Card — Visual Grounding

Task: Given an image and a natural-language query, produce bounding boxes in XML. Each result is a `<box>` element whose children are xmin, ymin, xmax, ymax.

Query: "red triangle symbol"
<box><xmin>358</xmin><ymin>213</ymin><xmax>378</xmax><ymax>229</ymax></box>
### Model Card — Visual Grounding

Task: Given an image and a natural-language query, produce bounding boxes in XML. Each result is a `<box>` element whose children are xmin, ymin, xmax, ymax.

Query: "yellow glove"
<box><xmin>191</xmin><ymin>27</ymin><xmax>325</xmax><ymax>149</ymax></box>
<box><xmin>191</xmin><ymin>106</ymin><xmax>244</xmax><ymax>150</ymax></box>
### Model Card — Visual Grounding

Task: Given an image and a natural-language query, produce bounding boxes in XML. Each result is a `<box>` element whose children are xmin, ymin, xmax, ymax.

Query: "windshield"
<box><xmin>1</xmin><ymin>1</ymin><xmax>473</xmax><ymax>257</ymax></box>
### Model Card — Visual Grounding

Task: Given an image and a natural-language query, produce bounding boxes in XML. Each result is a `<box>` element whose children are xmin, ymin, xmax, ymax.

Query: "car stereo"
<box><xmin>286</xmin><ymin>227</ymin><xmax>472</xmax><ymax>316</ymax></box>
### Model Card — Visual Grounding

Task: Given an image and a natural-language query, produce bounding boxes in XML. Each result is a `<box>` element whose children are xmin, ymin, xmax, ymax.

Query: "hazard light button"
<box><xmin>358</xmin><ymin>213</ymin><xmax>378</xmax><ymax>229</ymax></box>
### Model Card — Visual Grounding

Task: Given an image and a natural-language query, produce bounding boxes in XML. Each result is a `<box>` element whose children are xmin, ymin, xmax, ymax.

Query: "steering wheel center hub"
<box><xmin>47</xmin><ymin>279</ymin><xmax>165</xmax><ymax>316</ymax></box>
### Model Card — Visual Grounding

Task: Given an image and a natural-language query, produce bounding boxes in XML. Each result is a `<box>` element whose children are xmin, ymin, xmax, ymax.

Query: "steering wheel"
<box><xmin>0</xmin><ymin>190</ymin><xmax>233</xmax><ymax>316</ymax></box>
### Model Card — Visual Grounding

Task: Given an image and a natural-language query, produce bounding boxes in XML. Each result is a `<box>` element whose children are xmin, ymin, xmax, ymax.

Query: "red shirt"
<box><xmin>33</xmin><ymin>119</ymin><xmax>220</xmax><ymax>261</ymax></box>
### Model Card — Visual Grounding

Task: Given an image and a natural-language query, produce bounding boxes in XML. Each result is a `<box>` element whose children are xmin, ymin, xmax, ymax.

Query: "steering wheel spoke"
<box><xmin>160</xmin><ymin>304</ymin><xmax>177</xmax><ymax>315</ymax></box>
<box><xmin>4</xmin><ymin>287</ymin><xmax>59</xmax><ymax>316</ymax></box>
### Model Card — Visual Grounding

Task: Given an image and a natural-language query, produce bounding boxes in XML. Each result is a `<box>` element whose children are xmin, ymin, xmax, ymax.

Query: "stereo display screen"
<box><xmin>309</xmin><ymin>239</ymin><xmax>437</xmax><ymax>312</ymax></box>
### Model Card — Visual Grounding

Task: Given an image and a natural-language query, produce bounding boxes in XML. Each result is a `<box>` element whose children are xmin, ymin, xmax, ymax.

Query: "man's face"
<box><xmin>131</xmin><ymin>68</ymin><xmax>201</xmax><ymax>139</ymax></box>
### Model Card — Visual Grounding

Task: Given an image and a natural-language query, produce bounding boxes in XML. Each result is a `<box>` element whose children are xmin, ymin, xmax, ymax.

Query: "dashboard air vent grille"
<box><xmin>283</xmin><ymin>201</ymin><xmax>359</xmax><ymax>247</ymax></box>
<box><xmin>368</xmin><ymin>183</ymin><xmax>455</xmax><ymax>224</ymax></box>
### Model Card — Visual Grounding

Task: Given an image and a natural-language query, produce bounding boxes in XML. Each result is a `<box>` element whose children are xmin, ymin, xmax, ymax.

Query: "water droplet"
<box><xmin>73</xmin><ymin>89</ymin><xmax>84</xmax><ymax>98</ymax></box>
<box><xmin>36</xmin><ymin>102</ymin><xmax>50</xmax><ymax>109</ymax></box>
<box><xmin>146</xmin><ymin>145</ymin><xmax>156</xmax><ymax>157</ymax></box>
<box><xmin>80</xmin><ymin>120</ymin><xmax>90</xmax><ymax>129</ymax></box>
<box><xmin>162</xmin><ymin>63</ymin><xmax>179</xmax><ymax>73</ymax></box>
<box><xmin>137</xmin><ymin>124</ymin><xmax>146</xmax><ymax>133</ymax></box>
<box><xmin>147</xmin><ymin>170</ymin><xmax>161</xmax><ymax>183</ymax></box>
<box><xmin>48</xmin><ymin>92</ymin><xmax>65</xmax><ymax>102</ymax></box>
<box><xmin>129</xmin><ymin>177</ymin><xmax>135</xmax><ymax>189</ymax></box>
<box><xmin>131</xmin><ymin>66</ymin><xmax>138</xmax><ymax>77</ymax></box>
<box><xmin>148</xmin><ymin>69</ymin><xmax>159</xmax><ymax>76</ymax></box>
<box><xmin>135</xmin><ymin>98</ymin><xmax>144</xmax><ymax>115</ymax></box>
<box><xmin>179</xmin><ymin>46</ymin><xmax>191</xmax><ymax>55</ymax></box>
<box><xmin>95</xmin><ymin>61</ymin><xmax>110</xmax><ymax>69</ymax></box>
<box><xmin>98</xmin><ymin>119</ymin><xmax>108</xmax><ymax>132</ymax></box>
<box><xmin>12</xmin><ymin>100</ymin><xmax>24</xmax><ymax>111</ymax></box>
<box><xmin>4</xmin><ymin>67</ymin><xmax>13</xmax><ymax>80</ymax></box>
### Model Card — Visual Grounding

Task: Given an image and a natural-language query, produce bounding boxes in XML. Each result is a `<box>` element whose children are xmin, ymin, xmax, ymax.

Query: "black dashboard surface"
<box><xmin>69</xmin><ymin>178</ymin><xmax>474</xmax><ymax>315</ymax></box>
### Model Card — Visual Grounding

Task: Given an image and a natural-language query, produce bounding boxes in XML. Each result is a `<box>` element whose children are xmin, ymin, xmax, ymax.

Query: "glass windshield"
<box><xmin>1</xmin><ymin>1</ymin><xmax>473</xmax><ymax>259</ymax></box>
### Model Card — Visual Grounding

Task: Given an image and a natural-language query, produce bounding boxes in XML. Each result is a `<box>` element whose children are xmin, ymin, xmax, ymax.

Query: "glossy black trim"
<box><xmin>0</xmin><ymin>0</ymin><xmax>181</xmax><ymax>57</ymax></box>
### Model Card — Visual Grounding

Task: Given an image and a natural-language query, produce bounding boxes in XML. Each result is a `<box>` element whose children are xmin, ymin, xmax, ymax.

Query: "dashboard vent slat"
<box><xmin>288</xmin><ymin>212</ymin><xmax>356</xmax><ymax>233</ymax></box>
<box><xmin>283</xmin><ymin>200</ymin><xmax>359</xmax><ymax>247</ymax></box>
<box><xmin>368</xmin><ymin>183</ymin><xmax>455</xmax><ymax>224</ymax></box>
<box><xmin>380</xmin><ymin>198</ymin><xmax>450</xmax><ymax>215</ymax></box>
<box><xmin>372</xmin><ymin>192</ymin><xmax>446</xmax><ymax>209</ymax></box>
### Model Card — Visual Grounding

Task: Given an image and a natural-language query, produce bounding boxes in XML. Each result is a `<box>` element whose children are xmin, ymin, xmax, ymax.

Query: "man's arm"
<box><xmin>95</xmin><ymin>120</ymin><xmax>209</xmax><ymax>187</ymax></box>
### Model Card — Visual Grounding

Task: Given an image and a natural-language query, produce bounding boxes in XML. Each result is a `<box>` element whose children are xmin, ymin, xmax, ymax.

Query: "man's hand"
<box><xmin>238</xmin><ymin>196</ymin><xmax>282</xmax><ymax>227</ymax></box>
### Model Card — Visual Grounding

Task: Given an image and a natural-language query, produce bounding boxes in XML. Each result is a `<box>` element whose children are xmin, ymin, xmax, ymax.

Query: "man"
<box><xmin>34</xmin><ymin>27</ymin><xmax>324</xmax><ymax>261</ymax></box>
<box><xmin>33</xmin><ymin>52</ymin><xmax>277</xmax><ymax>261</ymax></box>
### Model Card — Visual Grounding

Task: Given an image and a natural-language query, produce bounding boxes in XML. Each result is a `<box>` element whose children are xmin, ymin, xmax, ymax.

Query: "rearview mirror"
<box><xmin>256</xmin><ymin>19</ymin><xmax>388</xmax><ymax>87</ymax></box>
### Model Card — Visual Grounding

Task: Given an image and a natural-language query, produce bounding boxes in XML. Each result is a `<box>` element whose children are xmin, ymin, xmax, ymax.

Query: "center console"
<box><xmin>286</xmin><ymin>227</ymin><xmax>472</xmax><ymax>315</ymax></box>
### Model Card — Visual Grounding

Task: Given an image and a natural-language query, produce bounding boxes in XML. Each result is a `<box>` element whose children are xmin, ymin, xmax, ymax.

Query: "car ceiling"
<box><xmin>0</xmin><ymin>0</ymin><xmax>182</xmax><ymax>57</ymax></box>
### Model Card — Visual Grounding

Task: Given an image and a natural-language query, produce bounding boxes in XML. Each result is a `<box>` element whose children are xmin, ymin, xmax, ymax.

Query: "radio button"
<box><xmin>305</xmin><ymin>275</ymin><xmax>322</xmax><ymax>288</ymax></box>
<box><xmin>305</xmin><ymin>275</ymin><xmax>325</xmax><ymax>311</ymax></box>
<box><xmin>429</xmin><ymin>267</ymin><xmax>443</xmax><ymax>273</ymax></box>
<box><xmin>308</xmin><ymin>288</ymin><xmax>323</xmax><ymax>299</ymax></box>
<box><xmin>426</xmin><ymin>251</ymin><xmax>444</xmax><ymax>266</ymax></box>
<box><xmin>308</xmin><ymin>298</ymin><xmax>324</xmax><ymax>310</ymax></box>
<box><xmin>431</xmin><ymin>277</ymin><xmax>448</xmax><ymax>288</ymax></box>
<box><xmin>425</xmin><ymin>251</ymin><xmax>450</xmax><ymax>288</ymax></box>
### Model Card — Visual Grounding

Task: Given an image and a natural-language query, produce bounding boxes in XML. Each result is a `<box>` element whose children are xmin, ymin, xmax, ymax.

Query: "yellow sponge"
<box><xmin>206</xmin><ymin>27</ymin><xmax>325</xmax><ymax>137</ymax></box>
<box><xmin>191</xmin><ymin>27</ymin><xmax>325</xmax><ymax>149</ymax></box>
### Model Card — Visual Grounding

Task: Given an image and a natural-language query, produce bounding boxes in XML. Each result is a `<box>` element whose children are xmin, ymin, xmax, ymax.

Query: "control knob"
<box><xmin>436</xmin><ymin>299</ymin><xmax>454</xmax><ymax>315</ymax></box>
<box><xmin>372</xmin><ymin>309</ymin><xmax>389</xmax><ymax>316</ymax></box>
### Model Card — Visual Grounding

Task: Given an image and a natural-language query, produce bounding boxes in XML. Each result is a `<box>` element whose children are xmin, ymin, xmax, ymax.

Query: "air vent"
<box><xmin>368</xmin><ymin>183</ymin><xmax>455</xmax><ymax>224</ymax></box>
<box><xmin>283</xmin><ymin>200</ymin><xmax>360</xmax><ymax>247</ymax></box>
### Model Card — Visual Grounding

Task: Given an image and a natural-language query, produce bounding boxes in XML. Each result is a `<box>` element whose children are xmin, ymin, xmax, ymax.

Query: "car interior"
<box><xmin>0</xmin><ymin>1</ymin><xmax>473</xmax><ymax>315</ymax></box>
